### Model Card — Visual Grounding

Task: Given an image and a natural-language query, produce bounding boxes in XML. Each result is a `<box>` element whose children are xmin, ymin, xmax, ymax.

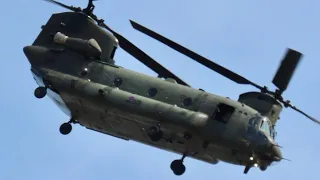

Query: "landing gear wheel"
<box><xmin>170</xmin><ymin>160</ymin><xmax>186</xmax><ymax>176</ymax></box>
<box><xmin>146</xmin><ymin>126</ymin><xmax>163</xmax><ymax>141</ymax></box>
<box><xmin>59</xmin><ymin>123</ymin><xmax>72</xmax><ymax>135</ymax></box>
<box><xmin>260</xmin><ymin>166</ymin><xmax>267</xmax><ymax>171</ymax></box>
<box><xmin>34</xmin><ymin>87</ymin><xmax>47</xmax><ymax>99</ymax></box>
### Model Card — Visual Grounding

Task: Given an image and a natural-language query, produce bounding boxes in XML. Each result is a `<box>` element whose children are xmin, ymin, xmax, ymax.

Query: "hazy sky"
<box><xmin>1</xmin><ymin>0</ymin><xmax>319</xmax><ymax>179</ymax></box>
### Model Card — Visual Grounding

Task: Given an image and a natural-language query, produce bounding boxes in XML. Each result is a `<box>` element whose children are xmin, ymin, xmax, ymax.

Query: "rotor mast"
<box><xmin>83</xmin><ymin>0</ymin><xmax>95</xmax><ymax>15</ymax></box>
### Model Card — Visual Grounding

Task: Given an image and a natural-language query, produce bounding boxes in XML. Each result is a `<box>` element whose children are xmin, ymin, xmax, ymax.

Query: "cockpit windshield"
<box><xmin>248</xmin><ymin>114</ymin><xmax>274</xmax><ymax>138</ymax></box>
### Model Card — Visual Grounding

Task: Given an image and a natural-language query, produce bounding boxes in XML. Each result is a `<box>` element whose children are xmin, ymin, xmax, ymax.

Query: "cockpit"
<box><xmin>248</xmin><ymin>114</ymin><xmax>276</xmax><ymax>139</ymax></box>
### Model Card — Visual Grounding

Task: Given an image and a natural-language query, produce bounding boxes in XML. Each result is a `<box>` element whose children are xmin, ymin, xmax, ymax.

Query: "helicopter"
<box><xmin>23</xmin><ymin>0</ymin><xmax>319</xmax><ymax>176</ymax></box>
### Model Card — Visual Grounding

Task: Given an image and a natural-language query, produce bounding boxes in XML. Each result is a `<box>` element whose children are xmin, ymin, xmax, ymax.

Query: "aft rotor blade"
<box><xmin>130</xmin><ymin>20</ymin><xmax>263</xmax><ymax>90</ymax></box>
<box><xmin>43</xmin><ymin>0</ymin><xmax>81</xmax><ymax>12</ymax></box>
<box><xmin>272</xmin><ymin>49</ymin><xmax>302</xmax><ymax>93</ymax></box>
<box><xmin>96</xmin><ymin>21</ymin><xmax>190</xmax><ymax>87</ymax></box>
<box><xmin>284</xmin><ymin>101</ymin><xmax>320</xmax><ymax>125</ymax></box>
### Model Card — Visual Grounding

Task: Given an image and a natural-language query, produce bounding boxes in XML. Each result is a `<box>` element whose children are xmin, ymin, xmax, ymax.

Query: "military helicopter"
<box><xmin>24</xmin><ymin>0</ymin><xmax>319</xmax><ymax>176</ymax></box>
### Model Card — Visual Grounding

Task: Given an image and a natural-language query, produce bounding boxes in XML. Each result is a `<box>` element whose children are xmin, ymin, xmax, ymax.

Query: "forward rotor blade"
<box><xmin>284</xmin><ymin>101</ymin><xmax>320</xmax><ymax>125</ymax></box>
<box><xmin>272</xmin><ymin>49</ymin><xmax>302</xmax><ymax>93</ymax></box>
<box><xmin>96</xmin><ymin>21</ymin><xmax>190</xmax><ymax>87</ymax></box>
<box><xmin>130</xmin><ymin>20</ymin><xmax>263</xmax><ymax>90</ymax></box>
<box><xmin>43</xmin><ymin>0</ymin><xmax>81</xmax><ymax>12</ymax></box>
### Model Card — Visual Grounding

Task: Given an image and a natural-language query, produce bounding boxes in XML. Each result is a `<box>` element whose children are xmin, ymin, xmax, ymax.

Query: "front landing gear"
<box><xmin>244</xmin><ymin>165</ymin><xmax>251</xmax><ymax>174</ymax></box>
<box><xmin>170</xmin><ymin>154</ymin><xmax>187</xmax><ymax>176</ymax></box>
<box><xmin>59</xmin><ymin>119</ymin><xmax>76</xmax><ymax>135</ymax></box>
<box><xmin>34</xmin><ymin>86</ymin><xmax>47</xmax><ymax>99</ymax></box>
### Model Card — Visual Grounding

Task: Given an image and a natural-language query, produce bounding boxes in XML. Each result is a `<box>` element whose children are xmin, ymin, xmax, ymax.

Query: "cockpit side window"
<box><xmin>212</xmin><ymin>103</ymin><xmax>235</xmax><ymax>123</ymax></box>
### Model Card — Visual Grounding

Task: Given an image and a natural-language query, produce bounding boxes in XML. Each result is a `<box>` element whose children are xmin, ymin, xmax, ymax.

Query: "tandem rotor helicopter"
<box><xmin>24</xmin><ymin>0</ymin><xmax>319</xmax><ymax>176</ymax></box>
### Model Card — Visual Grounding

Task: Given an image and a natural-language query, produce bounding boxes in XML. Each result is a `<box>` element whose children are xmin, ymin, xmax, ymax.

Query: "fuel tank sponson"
<box><xmin>43</xmin><ymin>70</ymin><xmax>210</xmax><ymax>135</ymax></box>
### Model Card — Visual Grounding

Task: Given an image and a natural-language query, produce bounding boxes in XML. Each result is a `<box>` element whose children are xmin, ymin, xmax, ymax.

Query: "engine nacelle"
<box><xmin>53</xmin><ymin>32</ymin><xmax>102</xmax><ymax>59</ymax></box>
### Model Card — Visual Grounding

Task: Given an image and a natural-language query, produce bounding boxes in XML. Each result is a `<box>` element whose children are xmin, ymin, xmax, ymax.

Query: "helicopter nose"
<box><xmin>23</xmin><ymin>46</ymin><xmax>49</xmax><ymax>66</ymax></box>
<box><xmin>271</xmin><ymin>145</ymin><xmax>282</xmax><ymax>161</ymax></box>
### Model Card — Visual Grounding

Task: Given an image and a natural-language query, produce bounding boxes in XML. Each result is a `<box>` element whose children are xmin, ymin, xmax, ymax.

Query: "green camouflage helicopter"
<box><xmin>23</xmin><ymin>0</ymin><xmax>319</xmax><ymax>176</ymax></box>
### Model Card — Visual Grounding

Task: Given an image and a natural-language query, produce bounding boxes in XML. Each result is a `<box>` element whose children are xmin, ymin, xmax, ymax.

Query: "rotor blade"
<box><xmin>272</xmin><ymin>49</ymin><xmax>302</xmax><ymax>93</ymax></box>
<box><xmin>43</xmin><ymin>0</ymin><xmax>81</xmax><ymax>12</ymax></box>
<box><xmin>284</xmin><ymin>101</ymin><xmax>320</xmax><ymax>125</ymax></box>
<box><xmin>96</xmin><ymin>21</ymin><xmax>190</xmax><ymax>87</ymax></box>
<box><xmin>130</xmin><ymin>20</ymin><xmax>264</xmax><ymax>90</ymax></box>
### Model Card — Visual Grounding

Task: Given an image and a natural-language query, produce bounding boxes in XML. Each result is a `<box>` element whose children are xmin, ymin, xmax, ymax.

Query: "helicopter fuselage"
<box><xmin>24</xmin><ymin>44</ymin><xmax>281</xmax><ymax>170</ymax></box>
<box><xmin>23</xmin><ymin>11</ymin><xmax>282</xmax><ymax>174</ymax></box>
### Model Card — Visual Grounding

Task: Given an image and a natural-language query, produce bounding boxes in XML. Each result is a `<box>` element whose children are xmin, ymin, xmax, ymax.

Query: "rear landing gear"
<box><xmin>59</xmin><ymin>118</ymin><xmax>76</xmax><ymax>135</ymax></box>
<box><xmin>170</xmin><ymin>154</ymin><xmax>187</xmax><ymax>176</ymax></box>
<box><xmin>60</xmin><ymin>123</ymin><xmax>72</xmax><ymax>135</ymax></box>
<box><xmin>34</xmin><ymin>86</ymin><xmax>47</xmax><ymax>99</ymax></box>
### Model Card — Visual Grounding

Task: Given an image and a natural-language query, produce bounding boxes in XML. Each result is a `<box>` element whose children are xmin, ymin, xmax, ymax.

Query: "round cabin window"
<box><xmin>148</xmin><ymin>88</ymin><xmax>158</xmax><ymax>97</ymax></box>
<box><xmin>183</xmin><ymin>97</ymin><xmax>192</xmax><ymax>106</ymax></box>
<box><xmin>113</xmin><ymin>77</ymin><xmax>122</xmax><ymax>87</ymax></box>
